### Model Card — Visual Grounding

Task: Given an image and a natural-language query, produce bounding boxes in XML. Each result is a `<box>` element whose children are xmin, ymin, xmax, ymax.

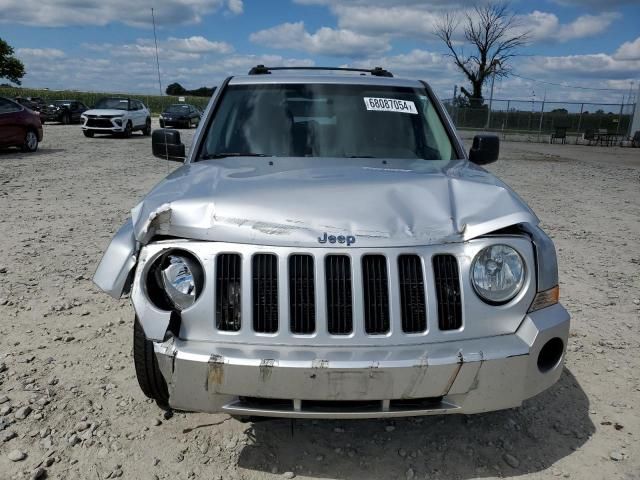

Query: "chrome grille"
<box><xmin>216</xmin><ymin>253</ymin><xmax>242</xmax><ymax>331</ymax></box>
<box><xmin>398</xmin><ymin>254</ymin><xmax>427</xmax><ymax>333</ymax></box>
<box><xmin>432</xmin><ymin>254</ymin><xmax>463</xmax><ymax>330</ymax></box>
<box><xmin>289</xmin><ymin>254</ymin><xmax>315</xmax><ymax>334</ymax></box>
<box><xmin>362</xmin><ymin>255</ymin><xmax>390</xmax><ymax>335</ymax></box>
<box><xmin>252</xmin><ymin>254</ymin><xmax>278</xmax><ymax>333</ymax></box>
<box><xmin>325</xmin><ymin>255</ymin><xmax>353</xmax><ymax>335</ymax></box>
<box><xmin>211</xmin><ymin>251</ymin><xmax>465</xmax><ymax>335</ymax></box>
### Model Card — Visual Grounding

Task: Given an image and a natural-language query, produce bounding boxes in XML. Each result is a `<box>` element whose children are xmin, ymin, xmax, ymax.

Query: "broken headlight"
<box><xmin>149</xmin><ymin>251</ymin><xmax>204</xmax><ymax>311</ymax></box>
<box><xmin>471</xmin><ymin>244</ymin><xmax>525</xmax><ymax>304</ymax></box>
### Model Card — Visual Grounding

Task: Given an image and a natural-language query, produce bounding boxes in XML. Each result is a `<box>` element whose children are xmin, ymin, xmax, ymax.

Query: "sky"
<box><xmin>1</xmin><ymin>0</ymin><xmax>639</xmax><ymax>103</ymax></box>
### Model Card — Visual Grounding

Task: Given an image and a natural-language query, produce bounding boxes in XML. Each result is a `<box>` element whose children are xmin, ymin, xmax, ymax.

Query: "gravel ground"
<box><xmin>0</xmin><ymin>122</ymin><xmax>639</xmax><ymax>480</ymax></box>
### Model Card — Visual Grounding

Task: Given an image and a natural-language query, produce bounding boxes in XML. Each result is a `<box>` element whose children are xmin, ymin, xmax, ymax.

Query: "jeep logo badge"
<box><xmin>318</xmin><ymin>232</ymin><xmax>356</xmax><ymax>246</ymax></box>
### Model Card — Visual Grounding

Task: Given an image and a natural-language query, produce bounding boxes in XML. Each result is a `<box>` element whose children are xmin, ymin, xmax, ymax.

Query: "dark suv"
<box><xmin>159</xmin><ymin>103</ymin><xmax>201</xmax><ymax>128</ymax></box>
<box><xmin>51</xmin><ymin>100</ymin><xmax>89</xmax><ymax>124</ymax></box>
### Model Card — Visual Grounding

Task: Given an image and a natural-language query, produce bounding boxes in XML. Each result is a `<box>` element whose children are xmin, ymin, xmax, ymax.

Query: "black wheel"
<box><xmin>159</xmin><ymin>120</ymin><xmax>165</xmax><ymax>128</ymax></box>
<box><xmin>133</xmin><ymin>317</ymin><xmax>170</xmax><ymax>409</ymax></box>
<box><xmin>123</xmin><ymin>121</ymin><xmax>133</xmax><ymax>138</ymax></box>
<box><xmin>143</xmin><ymin>118</ymin><xmax>151</xmax><ymax>136</ymax></box>
<box><xmin>83</xmin><ymin>130</ymin><xmax>94</xmax><ymax>138</ymax></box>
<box><xmin>21</xmin><ymin>129</ymin><xmax>39</xmax><ymax>152</ymax></box>
<box><xmin>61</xmin><ymin>113</ymin><xmax>70</xmax><ymax>125</ymax></box>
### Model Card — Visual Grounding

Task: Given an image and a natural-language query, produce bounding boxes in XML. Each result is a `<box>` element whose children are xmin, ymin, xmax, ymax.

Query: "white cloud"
<box><xmin>521</xmin><ymin>53</ymin><xmax>640</xmax><ymax>79</ymax></box>
<box><xmin>614</xmin><ymin>37</ymin><xmax>640</xmax><ymax>60</ymax></box>
<box><xmin>16</xmin><ymin>48</ymin><xmax>66</xmax><ymax>59</ymax></box>
<box><xmin>519</xmin><ymin>11</ymin><xmax>619</xmax><ymax>42</ymax></box>
<box><xmin>350</xmin><ymin>49</ymin><xmax>449</xmax><ymax>74</ymax></box>
<box><xmin>82</xmin><ymin>36</ymin><xmax>233</xmax><ymax>62</ymax></box>
<box><xmin>333</xmin><ymin>5</ymin><xmax>444</xmax><ymax>40</ymax></box>
<box><xmin>165</xmin><ymin>36</ymin><xmax>233</xmax><ymax>54</ymax></box>
<box><xmin>250</xmin><ymin>22</ymin><xmax>390</xmax><ymax>57</ymax></box>
<box><xmin>551</xmin><ymin>0</ymin><xmax>635</xmax><ymax>7</ymax></box>
<box><xmin>16</xmin><ymin>45</ymin><xmax>315</xmax><ymax>93</ymax></box>
<box><xmin>227</xmin><ymin>0</ymin><xmax>243</xmax><ymax>14</ymax></box>
<box><xmin>0</xmin><ymin>0</ymin><xmax>242</xmax><ymax>27</ymax></box>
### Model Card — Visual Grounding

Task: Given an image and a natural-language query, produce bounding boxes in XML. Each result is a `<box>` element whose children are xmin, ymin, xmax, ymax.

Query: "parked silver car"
<box><xmin>94</xmin><ymin>66</ymin><xmax>569</xmax><ymax>419</ymax></box>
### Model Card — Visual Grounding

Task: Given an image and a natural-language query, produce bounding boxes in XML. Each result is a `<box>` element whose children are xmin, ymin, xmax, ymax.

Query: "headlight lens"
<box><xmin>471</xmin><ymin>245</ymin><xmax>525</xmax><ymax>304</ymax></box>
<box><xmin>154</xmin><ymin>253</ymin><xmax>203</xmax><ymax>311</ymax></box>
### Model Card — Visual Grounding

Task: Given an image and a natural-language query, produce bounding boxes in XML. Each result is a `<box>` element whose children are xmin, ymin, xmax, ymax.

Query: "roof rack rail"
<box><xmin>247</xmin><ymin>65</ymin><xmax>394</xmax><ymax>78</ymax></box>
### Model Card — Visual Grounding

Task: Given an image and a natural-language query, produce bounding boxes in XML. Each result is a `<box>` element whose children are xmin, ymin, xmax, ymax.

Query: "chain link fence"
<box><xmin>0</xmin><ymin>86</ymin><xmax>211</xmax><ymax>114</ymax></box>
<box><xmin>444</xmin><ymin>98</ymin><xmax>637</xmax><ymax>141</ymax></box>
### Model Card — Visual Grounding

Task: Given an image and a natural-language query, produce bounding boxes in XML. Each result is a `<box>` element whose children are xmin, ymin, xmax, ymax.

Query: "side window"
<box><xmin>0</xmin><ymin>98</ymin><xmax>21</xmax><ymax>114</ymax></box>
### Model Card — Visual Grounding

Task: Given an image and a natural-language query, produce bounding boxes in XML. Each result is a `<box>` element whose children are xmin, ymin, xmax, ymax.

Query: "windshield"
<box><xmin>200</xmin><ymin>83</ymin><xmax>454</xmax><ymax>161</ymax></box>
<box><xmin>166</xmin><ymin>104</ymin><xmax>191</xmax><ymax>113</ymax></box>
<box><xmin>94</xmin><ymin>98</ymin><xmax>129</xmax><ymax>110</ymax></box>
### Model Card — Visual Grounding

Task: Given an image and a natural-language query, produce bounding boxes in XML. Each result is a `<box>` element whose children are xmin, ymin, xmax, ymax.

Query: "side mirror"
<box><xmin>152</xmin><ymin>129</ymin><xmax>186</xmax><ymax>162</ymax></box>
<box><xmin>469</xmin><ymin>134</ymin><xmax>499</xmax><ymax>165</ymax></box>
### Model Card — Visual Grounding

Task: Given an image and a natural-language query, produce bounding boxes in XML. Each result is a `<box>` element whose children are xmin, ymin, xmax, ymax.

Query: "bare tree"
<box><xmin>435</xmin><ymin>3</ymin><xmax>528</xmax><ymax>105</ymax></box>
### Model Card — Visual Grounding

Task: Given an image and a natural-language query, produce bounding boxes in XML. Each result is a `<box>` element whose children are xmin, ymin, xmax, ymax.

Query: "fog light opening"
<box><xmin>537</xmin><ymin>337</ymin><xmax>564</xmax><ymax>373</ymax></box>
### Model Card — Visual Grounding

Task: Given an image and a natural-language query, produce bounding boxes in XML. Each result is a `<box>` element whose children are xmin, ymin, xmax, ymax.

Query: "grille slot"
<box><xmin>325</xmin><ymin>255</ymin><xmax>353</xmax><ymax>335</ymax></box>
<box><xmin>289</xmin><ymin>255</ymin><xmax>316</xmax><ymax>334</ymax></box>
<box><xmin>216</xmin><ymin>254</ymin><xmax>242</xmax><ymax>331</ymax></box>
<box><xmin>252</xmin><ymin>254</ymin><xmax>278</xmax><ymax>333</ymax></box>
<box><xmin>362</xmin><ymin>255</ymin><xmax>390</xmax><ymax>335</ymax></box>
<box><xmin>398</xmin><ymin>255</ymin><xmax>427</xmax><ymax>333</ymax></box>
<box><xmin>432</xmin><ymin>254</ymin><xmax>463</xmax><ymax>330</ymax></box>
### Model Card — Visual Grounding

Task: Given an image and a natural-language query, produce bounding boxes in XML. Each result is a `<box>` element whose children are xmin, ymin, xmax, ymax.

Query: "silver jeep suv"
<box><xmin>94</xmin><ymin>66</ymin><xmax>569</xmax><ymax>419</ymax></box>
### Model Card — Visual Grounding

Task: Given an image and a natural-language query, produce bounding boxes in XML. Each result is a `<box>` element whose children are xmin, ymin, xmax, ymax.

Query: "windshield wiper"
<box><xmin>201</xmin><ymin>152</ymin><xmax>271</xmax><ymax>159</ymax></box>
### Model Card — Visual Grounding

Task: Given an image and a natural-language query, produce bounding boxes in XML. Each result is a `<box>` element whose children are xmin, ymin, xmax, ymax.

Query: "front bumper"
<box><xmin>154</xmin><ymin>303</ymin><xmax>569</xmax><ymax>418</ymax></box>
<box><xmin>160</xmin><ymin>117</ymin><xmax>188</xmax><ymax>126</ymax></box>
<box><xmin>82</xmin><ymin>125</ymin><xmax>126</xmax><ymax>133</ymax></box>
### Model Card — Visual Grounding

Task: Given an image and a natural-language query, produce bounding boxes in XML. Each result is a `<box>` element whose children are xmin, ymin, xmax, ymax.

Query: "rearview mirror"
<box><xmin>469</xmin><ymin>134</ymin><xmax>499</xmax><ymax>165</ymax></box>
<box><xmin>152</xmin><ymin>129</ymin><xmax>186</xmax><ymax>162</ymax></box>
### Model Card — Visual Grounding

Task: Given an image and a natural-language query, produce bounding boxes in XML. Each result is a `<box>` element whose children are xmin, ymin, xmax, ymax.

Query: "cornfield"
<box><xmin>0</xmin><ymin>86</ymin><xmax>211</xmax><ymax>114</ymax></box>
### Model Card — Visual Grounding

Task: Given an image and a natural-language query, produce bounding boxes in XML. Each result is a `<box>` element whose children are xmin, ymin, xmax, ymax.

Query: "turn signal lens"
<box><xmin>528</xmin><ymin>286</ymin><xmax>559</xmax><ymax>313</ymax></box>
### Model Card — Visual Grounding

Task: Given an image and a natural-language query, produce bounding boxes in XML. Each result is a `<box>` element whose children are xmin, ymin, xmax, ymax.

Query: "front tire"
<box><xmin>61</xmin><ymin>113</ymin><xmax>70</xmax><ymax>125</ymax></box>
<box><xmin>123</xmin><ymin>121</ymin><xmax>133</xmax><ymax>138</ymax></box>
<box><xmin>21</xmin><ymin>129</ymin><xmax>39</xmax><ymax>152</ymax></box>
<box><xmin>133</xmin><ymin>317</ymin><xmax>170</xmax><ymax>409</ymax></box>
<box><xmin>143</xmin><ymin>118</ymin><xmax>151</xmax><ymax>136</ymax></box>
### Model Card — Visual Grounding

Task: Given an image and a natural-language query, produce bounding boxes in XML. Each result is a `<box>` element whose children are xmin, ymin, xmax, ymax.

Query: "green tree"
<box><xmin>0</xmin><ymin>38</ymin><xmax>25</xmax><ymax>85</ymax></box>
<box><xmin>165</xmin><ymin>82</ymin><xmax>187</xmax><ymax>95</ymax></box>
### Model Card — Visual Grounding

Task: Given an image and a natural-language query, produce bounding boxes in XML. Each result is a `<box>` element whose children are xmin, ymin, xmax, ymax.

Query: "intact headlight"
<box><xmin>150</xmin><ymin>252</ymin><xmax>204</xmax><ymax>311</ymax></box>
<box><xmin>471</xmin><ymin>244</ymin><xmax>525</xmax><ymax>304</ymax></box>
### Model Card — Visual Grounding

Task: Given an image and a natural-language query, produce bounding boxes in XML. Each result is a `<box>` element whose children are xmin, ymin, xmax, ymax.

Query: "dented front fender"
<box><xmin>93</xmin><ymin>219</ymin><xmax>138</xmax><ymax>298</ymax></box>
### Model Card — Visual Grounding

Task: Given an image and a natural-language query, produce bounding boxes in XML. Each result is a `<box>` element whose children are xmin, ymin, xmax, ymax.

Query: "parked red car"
<box><xmin>0</xmin><ymin>96</ymin><xmax>43</xmax><ymax>152</ymax></box>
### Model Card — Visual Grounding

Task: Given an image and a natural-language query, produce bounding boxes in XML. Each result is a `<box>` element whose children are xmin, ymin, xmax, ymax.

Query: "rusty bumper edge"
<box><xmin>154</xmin><ymin>304</ymin><xmax>569</xmax><ymax>418</ymax></box>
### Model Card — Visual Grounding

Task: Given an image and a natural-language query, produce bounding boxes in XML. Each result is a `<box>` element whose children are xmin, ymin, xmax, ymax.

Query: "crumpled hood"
<box><xmin>84</xmin><ymin>109</ymin><xmax>127</xmax><ymax>116</ymax></box>
<box><xmin>131</xmin><ymin>157</ymin><xmax>538</xmax><ymax>248</ymax></box>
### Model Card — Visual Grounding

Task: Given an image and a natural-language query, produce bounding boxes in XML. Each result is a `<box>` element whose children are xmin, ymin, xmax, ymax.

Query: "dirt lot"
<box><xmin>0</xmin><ymin>123</ymin><xmax>639</xmax><ymax>480</ymax></box>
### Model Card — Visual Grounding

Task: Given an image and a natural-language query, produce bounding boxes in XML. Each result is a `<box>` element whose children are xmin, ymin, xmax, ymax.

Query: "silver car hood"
<box><xmin>131</xmin><ymin>157</ymin><xmax>538</xmax><ymax>248</ymax></box>
<box><xmin>84</xmin><ymin>109</ymin><xmax>127</xmax><ymax>116</ymax></box>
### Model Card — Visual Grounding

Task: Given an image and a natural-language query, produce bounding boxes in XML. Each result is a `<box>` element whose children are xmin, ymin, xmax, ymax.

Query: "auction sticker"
<box><xmin>364</xmin><ymin>97</ymin><xmax>418</xmax><ymax>114</ymax></box>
